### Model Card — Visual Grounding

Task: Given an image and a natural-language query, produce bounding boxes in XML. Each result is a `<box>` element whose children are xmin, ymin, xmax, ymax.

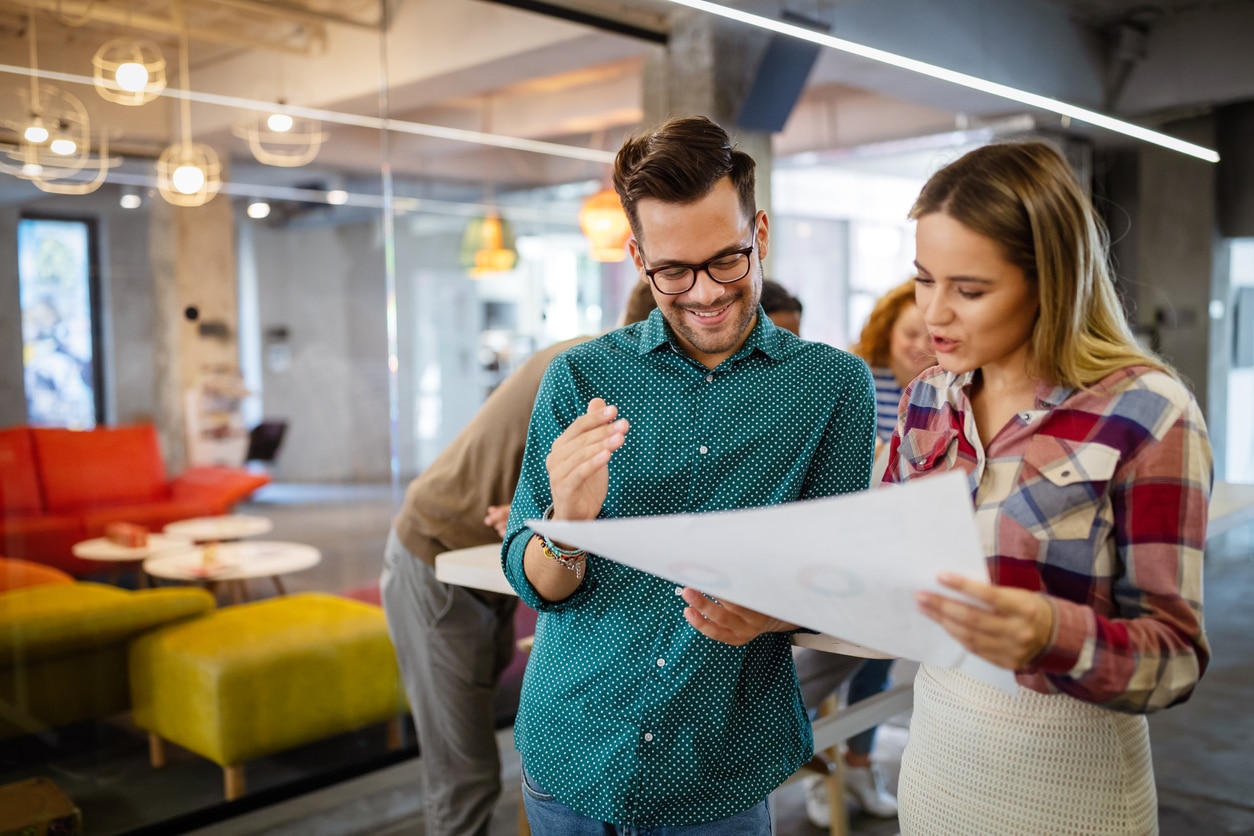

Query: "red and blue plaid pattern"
<box><xmin>886</xmin><ymin>365</ymin><xmax>1212</xmax><ymax>714</ymax></box>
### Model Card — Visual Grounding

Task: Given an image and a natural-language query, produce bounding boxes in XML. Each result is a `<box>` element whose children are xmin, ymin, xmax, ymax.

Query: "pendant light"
<box><xmin>460</xmin><ymin>210</ymin><xmax>518</xmax><ymax>277</ymax></box>
<box><xmin>157</xmin><ymin>3</ymin><xmax>221</xmax><ymax>207</ymax></box>
<box><xmin>93</xmin><ymin>38</ymin><xmax>167</xmax><ymax>106</ymax></box>
<box><xmin>579</xmin><ymin>188</ymin><xmax>631</xmax><ymax>262</ymax></box>
<box><xmin>1</xmin><ymin>11</ymin><xmax>114</xmax><ymax>194</ymax></box>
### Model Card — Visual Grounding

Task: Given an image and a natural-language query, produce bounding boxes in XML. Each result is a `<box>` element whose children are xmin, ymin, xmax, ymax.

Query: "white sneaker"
<box><xmin>845</xmin><ymin>764</ymin><xmax>899</xmax><ymax>818</ymax></box>
<box><xmin>802</xmin><ymin>774</ymin><xmax>831</xmax><ymax>828</ymax></box>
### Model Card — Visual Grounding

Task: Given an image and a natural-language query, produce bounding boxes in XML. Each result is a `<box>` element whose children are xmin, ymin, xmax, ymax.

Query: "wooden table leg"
<box><xmin>149</xmin><ymin>733</ymin><xmax>166</xmax><ymax>768</ymax></box>
<box><xmin>386</xmin><ymin>716</ymin><xmax>403</xmax><ymax>750</ymax></box>
<box><xmin>271</xmin><ymin>575</ymin><xmax>287</xmax><ymax>596</ymax></box>
<box><xmin>224</xmin><ymin>765</ymin><xmax>246</xmax><ymax>801</ymax></box>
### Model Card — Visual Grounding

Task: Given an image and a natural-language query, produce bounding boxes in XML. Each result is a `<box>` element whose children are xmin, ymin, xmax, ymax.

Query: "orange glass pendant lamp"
<box><xmin>579</xmin><ymin>188</ymin><xmax>631</xmax><ymax>262</ymax></box>
<box><xmin>461</xmin><ymin>211</ymin><xmax>518</xmax><ymax>277</ymax></box>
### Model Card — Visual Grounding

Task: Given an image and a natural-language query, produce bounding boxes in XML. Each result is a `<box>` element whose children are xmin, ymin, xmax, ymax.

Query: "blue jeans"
<box><xmin>847</xmin><ymin>658</ymin><xmax>894</xmax><ymax>756</ymax></box>
<box><xmin>520</xmin><ymin>763</ymin><xmax>772</xmax><ymax>835</ymax></box>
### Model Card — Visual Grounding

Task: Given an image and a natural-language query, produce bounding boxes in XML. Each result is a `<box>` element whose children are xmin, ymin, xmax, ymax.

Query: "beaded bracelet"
<box><xmin>538</xmin><ymin>504</ymin><xmax>587</xmax><ymax>572</ymax></box>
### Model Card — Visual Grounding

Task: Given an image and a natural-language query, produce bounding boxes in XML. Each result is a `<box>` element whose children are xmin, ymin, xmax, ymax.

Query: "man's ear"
<box><xmin>628</xmin><ymin>236</ymin><xmax>646</xmax><ymax>273</ymax></box>
<box><xmin>755</xmin><ymin>210</ymin><xmax>770</xmax><ymax>261</ymax></box>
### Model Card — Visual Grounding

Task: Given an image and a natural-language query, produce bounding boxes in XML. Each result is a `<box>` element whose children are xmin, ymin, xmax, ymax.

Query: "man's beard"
<box><xmin>665</xmin><ymin>281</ymin><xmax>760</xmax><ymax>360</ymax></box>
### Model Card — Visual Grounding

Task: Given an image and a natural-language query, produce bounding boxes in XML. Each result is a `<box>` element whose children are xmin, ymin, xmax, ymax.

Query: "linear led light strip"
<box><xmin>658</xmin><ymin>0</ymin><xmax>1220</xmax><ymax>163</ymax></box>
<box><xmin>0</xmin><ymin>63</ymin><xmax>616</xmax><ymax>165</ymax></box>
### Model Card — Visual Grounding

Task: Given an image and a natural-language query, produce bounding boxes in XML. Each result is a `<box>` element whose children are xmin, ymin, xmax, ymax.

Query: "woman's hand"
<box><xmin>679</xmin><ymin>588</ymin><xmax>797</xmax><ymax>646</ymax></box>
<box><xmin>916</xmin><ymin>572</ymin><xmax>1054</xmax><ymax>670</ymax></box>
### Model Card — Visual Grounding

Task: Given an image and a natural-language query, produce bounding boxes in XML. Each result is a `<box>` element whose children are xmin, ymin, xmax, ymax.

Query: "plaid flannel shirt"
<box><xmin>885</xmin><ymin>364</ymin><xmax>1212</xmax><ymax>714</ymax></box>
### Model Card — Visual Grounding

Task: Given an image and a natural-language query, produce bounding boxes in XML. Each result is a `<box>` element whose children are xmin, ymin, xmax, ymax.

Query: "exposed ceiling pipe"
<box><xmin>1103</xmin><ymin>17</ymin><xmax>1148</xmax><ymax>112</ymax></box>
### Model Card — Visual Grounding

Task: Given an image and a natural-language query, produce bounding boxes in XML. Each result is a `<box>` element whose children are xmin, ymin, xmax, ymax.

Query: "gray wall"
<box><xmin>1101</xmin><ymin>116</ymin><xmax>1226</xmax><ymax>473</ymax></box>
<box><xmin>0</xmin><ymin>207</ymin><xmax>23</xmax><ymax>427</ymax></box>
<box><xmin>0</xmin><ymin>186</ymin><xmax>158</xmax><ymax>430</ymax></box>
<box><xmin>250</xmin><ymin>221</ymin><xmax>391</xmax><ymax>483</ymax></box>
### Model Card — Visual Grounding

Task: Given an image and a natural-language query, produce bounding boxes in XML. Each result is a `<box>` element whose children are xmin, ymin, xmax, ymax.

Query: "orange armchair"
<box><xmin>0</xmin><ymin>425</ymin><xmax>269</xmax><ymax>577</ymax></box>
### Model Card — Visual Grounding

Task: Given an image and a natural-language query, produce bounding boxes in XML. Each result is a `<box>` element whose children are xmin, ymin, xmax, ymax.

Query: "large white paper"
<box><xmin>531</xmin><ymin>471</ymin><xmax>1017</xmax><ymax>691</ymax></box>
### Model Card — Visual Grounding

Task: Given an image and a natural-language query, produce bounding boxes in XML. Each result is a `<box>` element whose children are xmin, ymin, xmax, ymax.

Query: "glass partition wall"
<box><xmin>0</xmin><ymin>1</ymin><xmax>645</xmax><ymax>831</ymax></box>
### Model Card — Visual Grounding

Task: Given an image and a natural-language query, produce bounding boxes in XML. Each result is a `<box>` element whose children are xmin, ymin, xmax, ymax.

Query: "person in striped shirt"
<box><xmin>888</xmin><ymin>141</ymin><xmax>1212</xmax><ymax>834</ymax></box>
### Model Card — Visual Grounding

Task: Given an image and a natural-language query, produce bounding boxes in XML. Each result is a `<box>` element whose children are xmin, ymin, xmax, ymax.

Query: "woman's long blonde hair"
<box><xmin>910</xmin><ymin>141</ymin><xmax>1169</xmax><ymax>388</ymax></box>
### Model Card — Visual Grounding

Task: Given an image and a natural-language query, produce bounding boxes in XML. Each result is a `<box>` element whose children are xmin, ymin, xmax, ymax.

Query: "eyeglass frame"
<box><xmin>639</xmin><ymin>235</ymin><xmax>758</xmax><ymax>296</ymax></box>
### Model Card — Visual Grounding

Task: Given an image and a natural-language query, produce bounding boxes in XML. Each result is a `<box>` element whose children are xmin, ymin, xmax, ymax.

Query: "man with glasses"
<box><xmin>502</xmin><ymin>115</ymin><xmax>877</xmax><ymax>833</ymax></box>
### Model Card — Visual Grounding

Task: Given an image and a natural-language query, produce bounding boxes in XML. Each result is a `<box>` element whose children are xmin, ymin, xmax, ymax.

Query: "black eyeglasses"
<box><xmin>641</xmin><ymin>240</ymin><xmax>756</xmax><ymax>296</ymax></box>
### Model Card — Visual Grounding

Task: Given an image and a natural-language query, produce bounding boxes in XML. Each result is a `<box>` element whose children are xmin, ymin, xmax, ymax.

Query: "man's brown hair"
<box><xmin>612</xmin><ymin>115</ymin><xmax>756</xmax><ymax>246</ymax></box>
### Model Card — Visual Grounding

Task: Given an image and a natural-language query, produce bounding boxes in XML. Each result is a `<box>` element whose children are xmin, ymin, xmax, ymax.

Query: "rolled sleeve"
<box><xmin>1041</xmin><ymin>397</ymin><xmax>1212</xmax><ymax>713</ymax></box>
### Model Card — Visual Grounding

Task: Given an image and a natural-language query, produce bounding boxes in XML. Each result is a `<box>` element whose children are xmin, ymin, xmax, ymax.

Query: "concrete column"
<box><xmin>1102</xmin><ymin>116</ymin><xmax>1220</xmax><ymax>457</ymax></box>
<box><xmin>149</xmin><ymin>190</ymin><xmax>240</xmax><ymax>474</ymax></box>
<box><xmin>642</xmin><ymin>9</ymin><xmax>774</xmax><ymax>223</ymax></box>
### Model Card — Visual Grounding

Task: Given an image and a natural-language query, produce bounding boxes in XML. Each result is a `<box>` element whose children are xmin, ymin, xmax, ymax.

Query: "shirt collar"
<box><xmin>636</xmin><ymin>306</ymin><xmax>787</xmax><ymax>363</ymax></box>
<box><xmin>954</xmin><ymin>370</ymin><xmax>1073</xmax><ymax>410</ymax></box>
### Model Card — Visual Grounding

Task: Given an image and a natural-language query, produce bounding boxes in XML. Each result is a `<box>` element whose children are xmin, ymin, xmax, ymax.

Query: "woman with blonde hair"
<box><xmin>887</xmin><ymin>141</ymin><xmax>1211</xmax><ymax>833</ymax></box>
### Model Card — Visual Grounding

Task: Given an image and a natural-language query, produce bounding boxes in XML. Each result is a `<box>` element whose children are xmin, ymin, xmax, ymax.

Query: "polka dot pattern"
<box><xmin>502</xmin><ymin>309</ymin><xmax>876</xmax><ymax>827</ymax></box>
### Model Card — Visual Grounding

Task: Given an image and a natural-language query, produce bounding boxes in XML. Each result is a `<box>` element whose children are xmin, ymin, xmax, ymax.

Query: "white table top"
<box><xmin>163</xmin><ymin>514</ymin><xmax>273</xmax><ymax>542</ymax></box>
<box><xmin>434</xmin><ymin>543</ymin><xmax>514</xmax><ymax>596</ymax></box>
<box><xmin>72</xmin><ymin>534</ymin><xmax>192</xmax><ymax>563</ymax></box>
<box><xmin>143</xmin><ymin>540</ymin><xmax>320</xmax><ymax>582</ymax></box>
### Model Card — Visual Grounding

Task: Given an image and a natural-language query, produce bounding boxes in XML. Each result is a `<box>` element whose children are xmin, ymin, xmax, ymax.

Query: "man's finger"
<box><xmin>683</xmin><ymin>608</ymin><xmax>749</xmax><ymax>646</ymax></box>
<box><xmin>680</xmin><ymin>588</ymin><xmax>730</xmax><ymax>626</ymax></box>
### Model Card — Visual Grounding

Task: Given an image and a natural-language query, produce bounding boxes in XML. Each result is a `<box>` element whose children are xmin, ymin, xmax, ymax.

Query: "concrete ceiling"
<box><xmin>1</xmin><ymin>0</ymin><xmax>1251</xmax><ymax>208</ymax></box>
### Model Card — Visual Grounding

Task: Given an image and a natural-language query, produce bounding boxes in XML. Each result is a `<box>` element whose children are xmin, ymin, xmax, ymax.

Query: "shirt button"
<box><xmin>644</xmin><ymin>732</ymin><xmax>654</xmax><ymax>742</ymax></box>
<box><xmin>705</xmin><ymin>374</ymin><xmax>713</xmax><ymax>383</ymax></box>
<box><xmin>674</xmin><ymin>586</ymin><xmax>683</xmax><ymax>595</ymax></box>
<box><xmin>699</xmin><ymin>445</ymin><xmax>709</xmax><ymax>454</ymax></box>
<box><xmin>656</xmin><ymin>658</ymin><xmax>666</xmax><ymax>667</ymax></box>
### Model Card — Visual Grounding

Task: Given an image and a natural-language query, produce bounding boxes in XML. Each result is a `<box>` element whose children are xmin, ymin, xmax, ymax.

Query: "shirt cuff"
<box><xmin>503</xmin><ymin>529</ymin><xmax>594</xmax><ymax>613</ymax></box>
<box><xmin>1032</xmin><ymin>596</ymin><xmax>1095</xmax><ymax>675</ymax></box>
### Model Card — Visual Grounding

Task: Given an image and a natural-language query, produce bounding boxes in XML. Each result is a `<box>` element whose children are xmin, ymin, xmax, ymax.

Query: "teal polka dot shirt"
<box><xmin>502</xmin><ymin>307</ymin><xmax>876</xmax><ymax>826</ymax></box>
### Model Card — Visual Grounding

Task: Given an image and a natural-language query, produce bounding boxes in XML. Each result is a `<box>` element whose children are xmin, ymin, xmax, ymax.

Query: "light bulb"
<box><xmin>114</xmin><ymin>62</ymin><xmax>150</xmax><ymax>92</ymax></box>
<box><xmin>24</xmin><ymin>121</ymin><xmax>49</xmax><ymax>144</ymax></box>
<box><xmin>172</xmin><ymin>164</ymin><xmax>206</xmax><ymax>195</ymax></box>
<box><xmin>120</xmin><ymin>192</ymin><xmax>142</xmax><ymax>209</ymax></box>
<box><xmin>246</xmin><ymin>201</ymin><xmax>271</xmax><ymax>219</ymax></box>
<box><xmin>22</xmin><ymin>163</ymin><xmax>43</xmax><ymax>177</ymax></box>
<box><xmin>50</xmin><ymin>138</ymin><xmax>77</xmax><ymax>156</ymax></box>
<box><xmin>267</xmin><ymin>113</ymin><xmax>294</xmax><ymax>133</ymax></box>
<box><xmin>326</xmin><ymin>189</ymin><xmax>348</xmax><ymax>205</ymax></box>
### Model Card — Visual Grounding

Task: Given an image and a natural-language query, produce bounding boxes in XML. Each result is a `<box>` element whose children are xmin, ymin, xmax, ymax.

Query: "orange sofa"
<box><xmin>0</xmin><ymin>425</ymin><xmax>270</xmax><ymax>577</ymax></box>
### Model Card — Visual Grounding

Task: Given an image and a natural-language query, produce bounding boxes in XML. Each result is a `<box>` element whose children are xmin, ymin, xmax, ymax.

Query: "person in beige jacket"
<box><xmin>380</xmin><ymin>282</ymin><xmax>655</xmax><ymax>836</ymax></box>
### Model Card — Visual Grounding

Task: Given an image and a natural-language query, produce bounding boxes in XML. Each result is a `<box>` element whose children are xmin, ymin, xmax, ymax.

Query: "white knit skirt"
<box><xmin>898</xmin><ymin>664</ymin><xmax>1158</xmax><ymax>835</ymax></box>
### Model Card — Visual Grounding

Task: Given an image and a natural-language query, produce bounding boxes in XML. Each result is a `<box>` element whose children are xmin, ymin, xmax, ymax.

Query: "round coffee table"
<box><xmin>71</xmin><ymin>534</ymin><xmax>193</xmax><ymax>587</ymax></box>
<box><xmin>144</xmin><ymin>540</ymin><xmax>320</xmax><ymax>603</ymax></box>
<box><xmin>163</xmin><ymin>514</ymin><xmax>273</xmax><ymax>542</ymax></box>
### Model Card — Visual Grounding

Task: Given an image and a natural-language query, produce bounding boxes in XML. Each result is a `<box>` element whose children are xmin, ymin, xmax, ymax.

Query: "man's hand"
<box><xmin>545</xmin><ymin>397</ymin><xmax>629</xmax><ymax>523</ymax></box>
<box><xmin>483</xmin><ymin>505</ymin><xmax>510</xmax><ymax>539</ymax></box>
<box><xmin>680</xmin><ymin>588</ymin><xmax>797</xmax><ymax>646</ymax></box>
<box><xmin>915</xmin><ymin>572</ymin><xmax>1054</xmax><ymax>670</ymax></box>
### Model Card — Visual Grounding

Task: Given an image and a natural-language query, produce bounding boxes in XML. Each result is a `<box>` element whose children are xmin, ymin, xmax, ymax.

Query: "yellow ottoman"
<box><xmin>129</xmin><ymin>592</ymin><xmax>407</xmax><ymax>800</ymax></box>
